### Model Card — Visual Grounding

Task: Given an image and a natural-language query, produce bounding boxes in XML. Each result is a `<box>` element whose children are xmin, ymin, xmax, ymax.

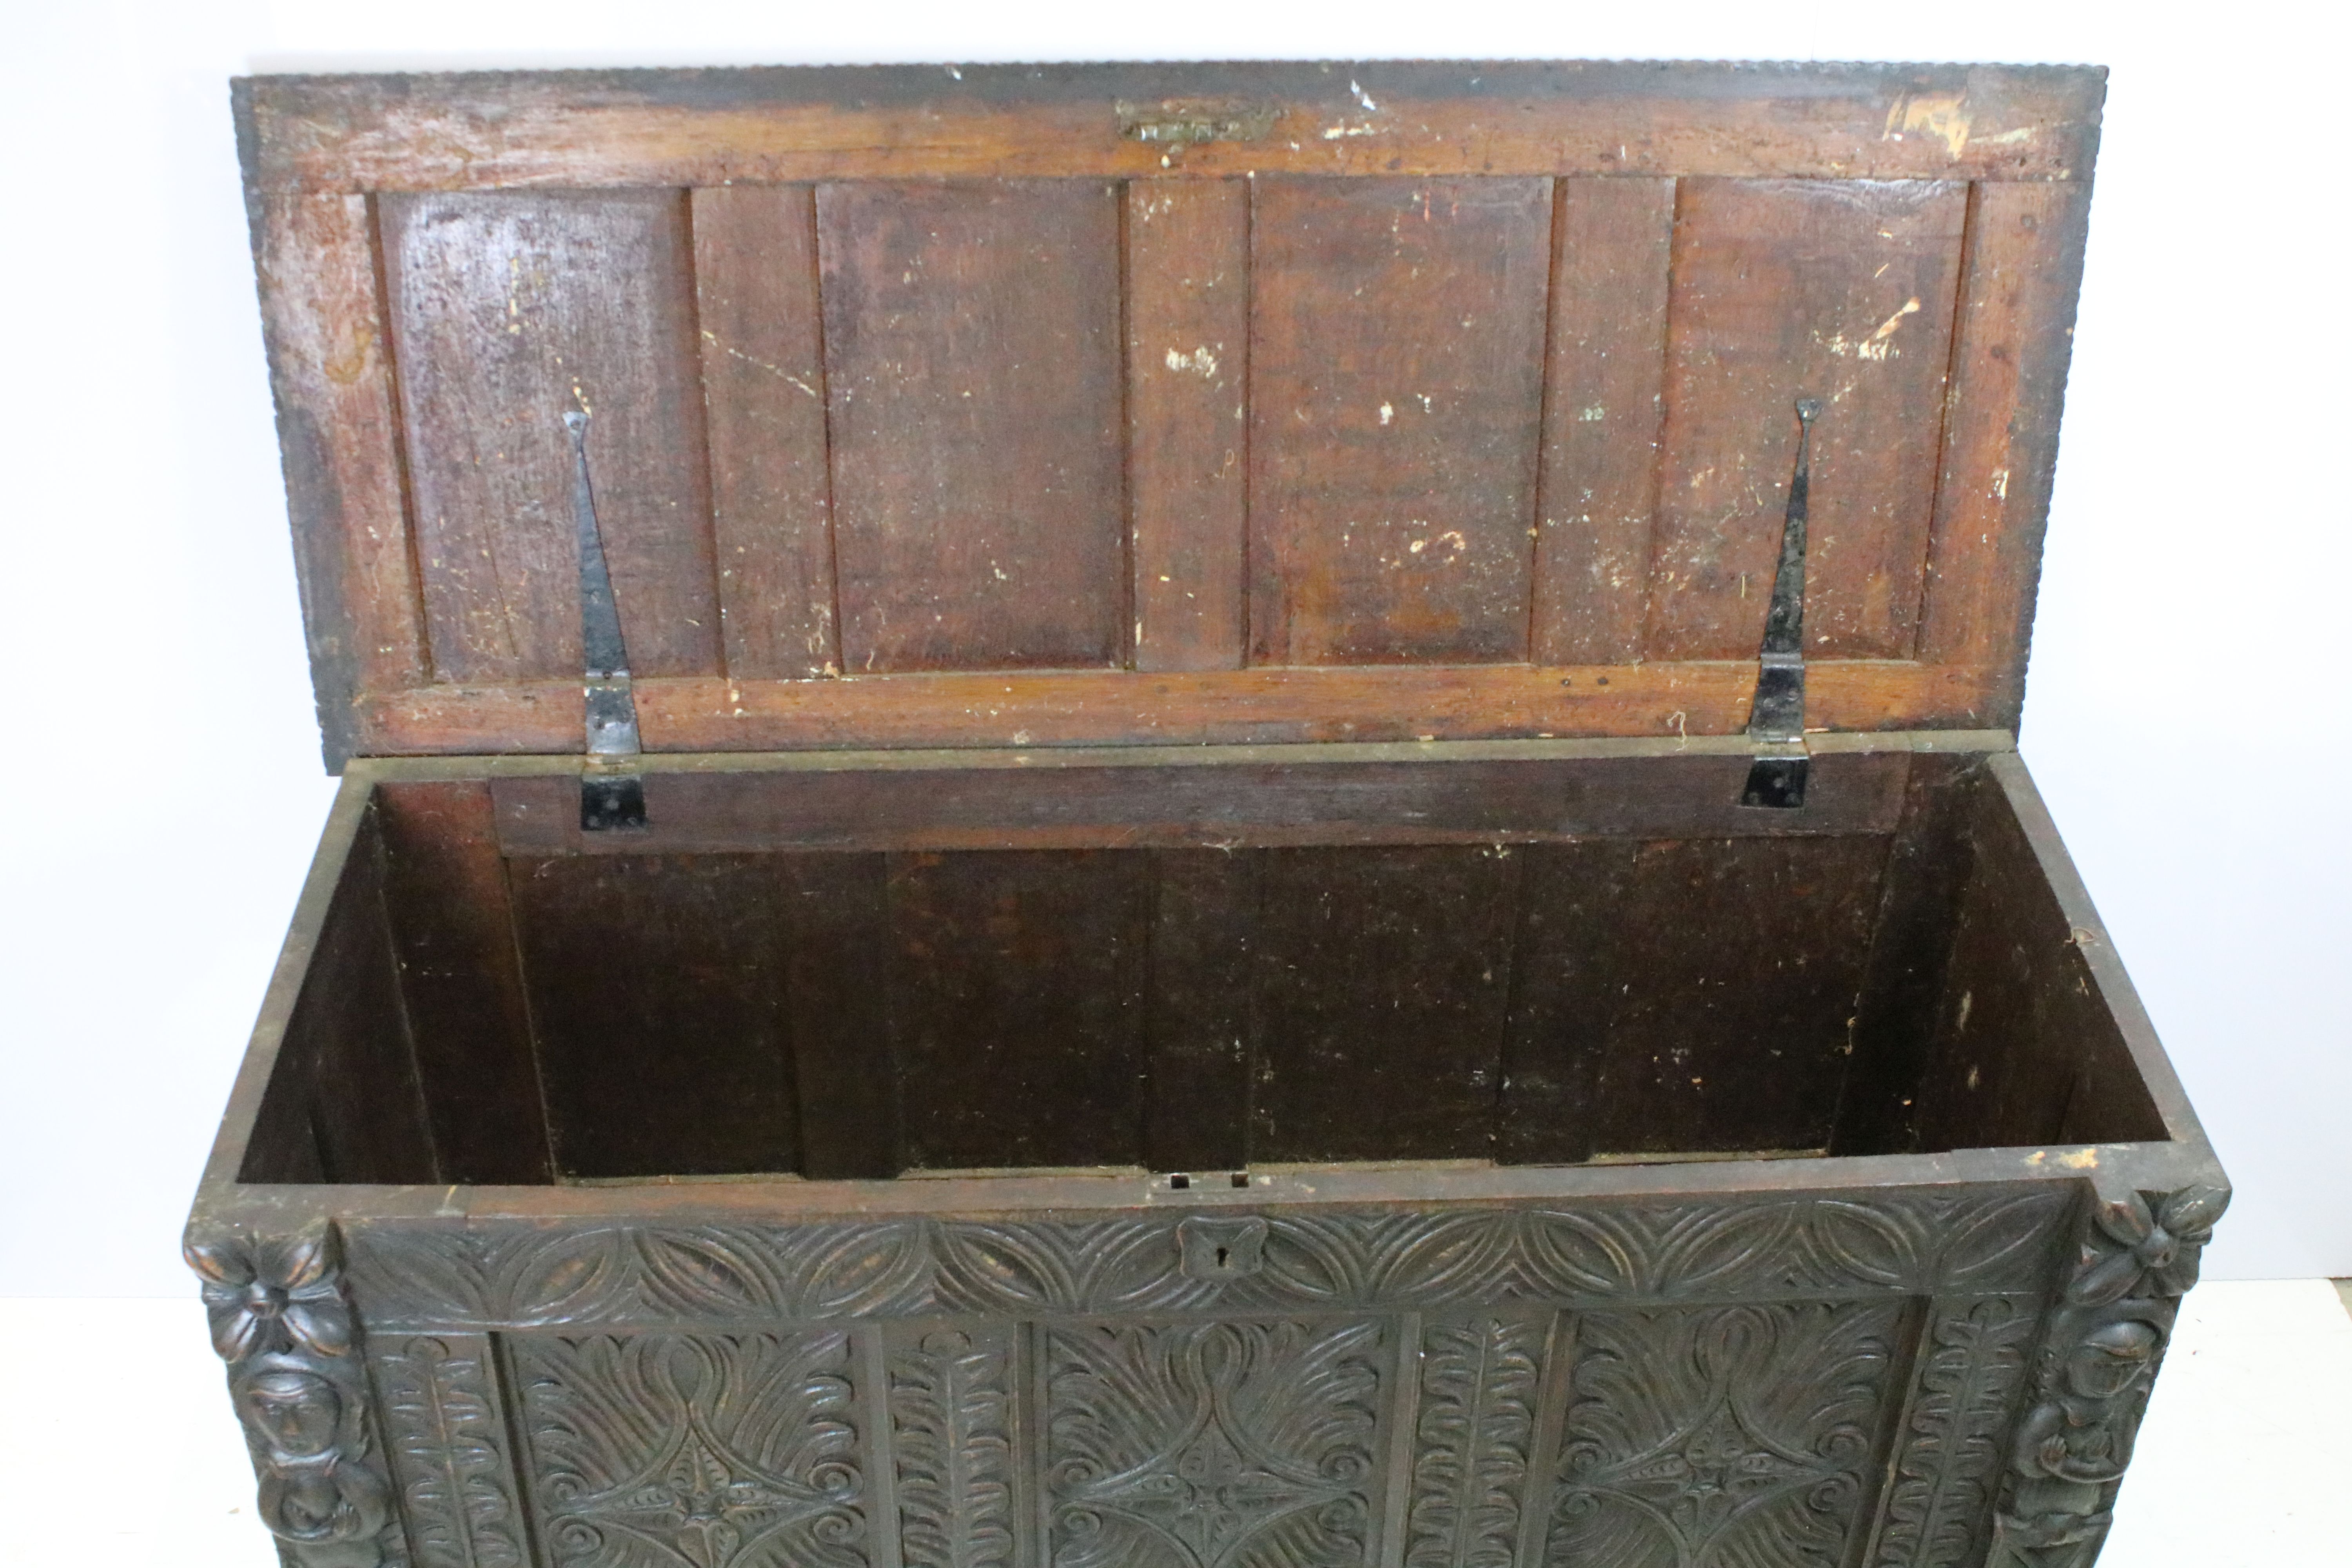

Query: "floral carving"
<box><xmin>888</xmin><ymin>1325</ymin><xmax>1018</xmax><ymax>1568</ymax></box>
<box><xmin>1545</xmin><ymin>1302</ymin><xmax>1903</xmax><ymax>1568</ymax></box>
<box><xmin>1046</xmin><ymin>1319</ymin><xmax>1383</xmax><ymax>1568</ymax></box>
<box><xmin>1405</xmin><ymin>1315</ymin><xmax>1544</xmax><ymax>1568</ymax></box>
<box><xmin>345</xmin><ymin>1189</ymin><xmax>2066</xmax><ymax>1331</ymax></box>
<box><xmin>187</xmin><ymin>1223</ymin><xmax>393</xmax><ymax>1568</ymax></box>
<box><xmin>1872</xmin><ymin>1298</ymin><xmax>2036</xmax><ymax>1568</ymax></box>
<box><xmin>376</xmin><ymin>1335</ymin><xmax>528</xmax><ymax>1568</ymax></box>
<box><xmin>512</xmin><ymin>1330</ymin><xmax>866</xmax><ymax>1568</ymax></box>
<box><xmin>1989</xmin><ymin>1182</ymin><xmax>2227</xmax><ymax>1568</ymax></box>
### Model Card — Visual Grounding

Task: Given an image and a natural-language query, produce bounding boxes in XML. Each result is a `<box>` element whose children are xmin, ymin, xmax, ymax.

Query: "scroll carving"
<box><xmin>347</xmin><ymin>1189</ymin><xmax>2066</xmax><ymax>1330</ymax></box>
<box><xmin>376</xmin><ymin>1335</ymin><xmax>529</xmax><ymax>1568</ymax></box>
<box><xmin>1045</xmin><ymin>1319</ymin><xmax>1384</xmax><ymax>1568</ymax></box>
<box><xmin>510</xmin><ymin>1330</ymin><xmax>866</xmax><ymax>1568</ymax></box>
<box><xmin>1405</xmin><ymin>1314</ymin><xmax>1545</xmax><ymax>1568</ymax></box>
<box><xmin>887</xmin><ymin>1325</ymin><xmax>1018</xmax><ymax>1568</ymax></box>
<box><xmin>187</xmin><ymin>1222</ymin><xmax>396</xmax><ymax>1568</ymax></box>
<box><xmin>1987</xmin><ymin>1183</ymin><xmax>2226</xmax><ymax>1568</ymax></box>
<box><xmin>1872</xmin><ymin>1298</ymin><xmax>2037</xmax><ymax>1568</ymax></box>
<box><xmin>1544</xmin><ymin>1302</ymin><xmax>1904</xmax><ymax>1568</ymax></box>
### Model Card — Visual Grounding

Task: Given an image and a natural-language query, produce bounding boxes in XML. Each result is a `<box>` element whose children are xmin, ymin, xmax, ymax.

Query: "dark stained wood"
<box><xmin>247</xmin><ymin>811</ymin><xmax>439</xmax><ymax>1184</ymax></box>
<box><xmin>380</xmin><ymin>189</ymin><xmax>719</xmax><ymax>682</ymax></box>
<box><xmin>1828</xmin><ymin>755</ymin><xmax>1981</xmax><ymax>1156</ymax></box>
<box><xmin>1142</xmin><ymin>851</ymin><xmax>1259</xmax><ymax>1172</ymax></box>
<box><xmin>508</xmin><ymin>854</ymin><xmax>797</xmax><ymax>1178</ymax></box>
<box><xmin>240</xmin><ymin>64</ymin><xmax>2104</xmax><ymax>193</ymax></box>
<box><xmin>1247</xmin><ymin>176</ymin><xmax>1553</xmax><ymax>665</ymax></box>
<box><xmin>1578</xmin><ymin>836</ymin><xmax>1893</xmax><ymax>1157</ymax></box>
<box><xmin>1126</xmin><ymin>179</ymin><xmax>1250</xmax><ymax>672</ymax></box>
<box><xmin>1531</xmin><ymin>178</ymin><xmax>1676</xmax><ymax>665</ymax></box>
<box><xmin>373</xmin><ymin>780</ymin><xmax>553</xmax><ymax>1184</ymax></box>
<box><xmin>692</xmin><ymin>184</ymin><xmax>839</xmax><ymax>679</ymax></box>
<box><xmin>489</xmin><ymin>749</ymin><xmax>1913</xmax><ymax>857</ymax></box>
<box><xmin>244</xmin><ymin>186</ymin><xmax>427</xmax><ymax>769</ymax></box>
<box><xmin>1911</xmin><ymin>779</ymin><xmax>2167</xmax><ymax>1153</ymax></box>
<box><xmin>1648</xmin><ymin>179</ymin><xmax>1969</xmax><ymax>661</ymax></box>
<box><xmin>1495</xmin><ymin>840</ymin><xmax>1639</xmax><ymax>1166</ymax></box>
<box><xmin>364</xmin><ymin>661</ymin><xmax>2004</xmax><ymax>755</ymax></box>
<box><xmin>1916</xmin><ymin>181</ymin><xmax>2094</xmax><ymax>724</ymax></box>
<box><xmin>818</xmin><ymin>180</ymin><xmax>1126</xmax><ymax>673</ymax></box>
<box><xmin>885</xmin><ymin>850</ymin><xmax>1151</xmax><ymax>1170</ymax></box>
<box><xmin>775</xmin><ymin>854</ymin><xmax>901</xmax><ymax>1178</ymax></box>
<box><xmin>1250</xmin><ymin>846</ymin><xmax>1520</xmax><ymax>1162</ymax></box>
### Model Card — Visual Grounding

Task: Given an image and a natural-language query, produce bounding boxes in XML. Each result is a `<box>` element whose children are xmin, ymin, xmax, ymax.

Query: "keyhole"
<box><xmin>1215</xmin><ymin>1246</ymin><xmax>1231</xmax><ymax>1269</ymax></box>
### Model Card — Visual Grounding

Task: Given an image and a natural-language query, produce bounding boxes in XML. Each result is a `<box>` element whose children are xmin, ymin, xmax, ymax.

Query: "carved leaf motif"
<box><xmin>889</xmin><ymin>1327</ymin><xmax>1016</xmax><ymax>1568</ymax></box>
<box><xmin>1547</xmin><ymin>1302</ymin><xmax>1902</xmax><ymax>1568</ymax></box>
<box><xmin>377</xmin><ymin>1336</ymin><xmax>528</xmax><ymax>1568</ymax></box>
<box><xmin>1872</xmin><ymin>1299</ymin><xmax>2034</xmax><ymax>1568</ymax></box>
<box><xmin>513</xmin><ymin>1330</ymin><xmax>866</xmax><ymax>1568</ymax></box>
<box><xmin>1405</xmin><ymin>1316</ymin><xmax>1544</xmax><ymax>1568</ymax></box>
<box><xmin>350</xmin><ymin>1190</ymin><xmax>2068</xmax><ymax>1332</ymax></box>
<box><xmin>635</xmin><ymin>1232</ymin><xmax>778</xmax><ymax>1316</ymax></box>
<box><xmin>1046</xmin><ymin>1319</ymin><xmax>1383</xmax><ymax>1568</ymax></box>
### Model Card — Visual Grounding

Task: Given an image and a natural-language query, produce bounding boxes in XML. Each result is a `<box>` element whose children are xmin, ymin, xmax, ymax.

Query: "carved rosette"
<box><xmin>187</xmin><ymin>1221</ymin><xmax>397</xmax><ymax>1568</ymax></box>
<box><xmin>1986</xmin><ymin>1181</ymin><xmax>2227</xmax><ymax>1568</ymax></box>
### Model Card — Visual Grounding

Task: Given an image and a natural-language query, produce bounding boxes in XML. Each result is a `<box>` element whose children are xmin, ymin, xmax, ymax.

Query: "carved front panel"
<box><xmin>1872</xmin><ymin>1298</ymin><xmax>2038</xmax><ymax>1568</ymax></box>
<box><xmin>887</xmin><ymin>1323</ymin><xmax>1020</xmax><ymax>1568</ymax></box>
<box><xmin>1544</xmin><ymin>1301</ymin><xmax>1907</xmax><ymax>1568</ymax></box>
<box><xmin>1403</xmin><ymin>1314</ymin><xmax>1548</xmax><ymax>1568</ymax></box>
<box><xmin>509</xmin><ymin>1330</ymin><xmax>867</xmax><ymax>1568</ymax></box>
<box><xmin>375</xmin><ymin>1334</ymin><xmax>530</xmax><ymax>1568</ymax></box>
<box><xmin>1044</xmin><ymin>1318</ymin><xmax>1388</xmax><ymax>1568</ymax></box>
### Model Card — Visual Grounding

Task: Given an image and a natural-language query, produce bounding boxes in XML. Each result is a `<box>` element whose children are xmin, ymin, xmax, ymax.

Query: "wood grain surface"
<box><xmin>381</xmin><ymin>189</ymin><xmax>719</xmax><ymax>682</ymax></box>
<box><xmin>1247</xmin><ymin>176</ymin><xmax>1553</xmax><ymax>664</ymax></box>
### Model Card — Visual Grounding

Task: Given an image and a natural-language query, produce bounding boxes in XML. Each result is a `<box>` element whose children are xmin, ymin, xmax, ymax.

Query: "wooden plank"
<box><xmin>1530</xmin><ymin>178</ymin><xmax>1675</xmax><ymax>665</ymax></box>
<box><xmin>693</xmin><ymin>185</ymin><xmax>838</xmax><ymax>679</ymax></box>
<box><xmin>1910</xmin><ymin>780</ymin><xmax>2165</xmax><ymax>1152</ymax></box>
<box><xmin>1828</xmin><ymin>755</ymin><xmax>1977</xmax><ymax>1157</ymax></box>
<box><xmin>1579</xmin><ymin>836</ymin><xmax>1893</xmax><ymax>1157</ymax></box>
<box><xmin>886</xmin><ymin>850</ymin><xmax>1151</xmax><ymax>1170</ymax></box>
<box><xmin>776</xmin><ymin>855</ymin><xmax>901</xmax><ymax>1179</ymax></box>
<box><xmin>240</xmin><ymin>64</ymin><xmax>2104</xmax><ymax>193</ymax></box>
<box><xmin>1251</xmin><ymin>846</ymin><xmax>1520</xmax><ymax>1162</ymax></box>
<box><xmin>361</xmin><ymin>660</ymin><xmax>2004</xmax><ymax>754</ymax></box>
<box><xmin>374</xmin><ymin>780</ymin><xmax>553</xmax><ymax>1184</ymax></box>
<box><xmin>245</xmin><ymin>185</ymin><xmax>426</xmax><ymax>768</ymax></box>
<box><xmin>1126</xmin><ymin>180</ymin><xmax>1250</xmax><ymax>672</ymax></box>
<box><xmin>1915</xmin><ymin>182</ymin><xmax>2094</xmax><ymax>722</ymax></box>
<box><xmin>490</xmin><ymin>750</ymin><xmax>1911</xmax><ymax>856</ymax></box>
<box><xmin>1495</xmin><ymin>841</ymin><xmax>1640</xmax><ymax>1165</ymax></box>
<box><xmin>1248</xmin><ymin>176</ymin><xmax>1553</xmax><ymax>665</ymax></box>
<box><xmin>818</xmin><ymin>180</ymin><xmax>1125</xmax><ymax>673</ymax></box>
<box><xmin>276</xmin><ymin>811</ymin><xmax>440</xmax><ymax>1183</ymax></box>
<box><xmin>380</xmin><ymin>189</ymin><xmax>719</xmax><ymax>682</ymax></box>
<box><xmin>508</xmin><ymin>854</ymin><xmax>796</xmax><ymax>1178</ymax></box>
<box><xmin>1648</xmin><ymin>179</ymin><xmax>1970</xmax><ymax>661</ymax></box>
<box><xmin>1142</xmin><ymin>852</ymin><xmax>1259</xmax><ymax>1172</ymax></box>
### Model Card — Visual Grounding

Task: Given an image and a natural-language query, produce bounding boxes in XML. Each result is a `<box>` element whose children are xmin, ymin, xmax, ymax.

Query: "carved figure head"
<box><xmin>240</xmin><ymin>1367</ymin><xmax>344</xmax><ymax>1460</ymax></box>
<box><xmin>2063</xmin><ymin>1320</ymin><xmax>2159</xmax><ymax>1402</ymax></box>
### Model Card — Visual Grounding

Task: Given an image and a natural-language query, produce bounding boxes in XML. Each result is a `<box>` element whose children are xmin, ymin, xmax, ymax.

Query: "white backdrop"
<box><xmin>2</xmin><ymin>0</ymin><xmax>2343</xmax><ymax>1297</ymax></box>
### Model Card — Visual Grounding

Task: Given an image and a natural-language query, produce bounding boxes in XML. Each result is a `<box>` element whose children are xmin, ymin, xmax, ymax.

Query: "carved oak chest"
<box><xmin>191</xmin><ymin>61</ymin><xmax>2225</xmax><ymax>1568</ymax></box>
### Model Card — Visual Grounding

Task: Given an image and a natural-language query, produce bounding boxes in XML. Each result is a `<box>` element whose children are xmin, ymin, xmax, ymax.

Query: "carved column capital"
<box><xmin>188</xmin><ymin>1220</ymin><xmax>394</xmax><ymax>1568</ymax></box>
<box><xmin>1987</xmin><ymin>1179</ymin><xmax>2226</xmax><ymax>1568</ymax></box>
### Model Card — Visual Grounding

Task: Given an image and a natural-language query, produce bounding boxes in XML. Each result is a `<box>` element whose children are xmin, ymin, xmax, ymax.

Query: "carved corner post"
<box><xmin>1987</xmin><ymin>1176</ymin><xmax>2227</xmax><ymax>1568</ymax></box>
<box><xmin>187</xmin><ymin>1221</ymin><xmax>397</xmax><ymax>1568</ymax></box>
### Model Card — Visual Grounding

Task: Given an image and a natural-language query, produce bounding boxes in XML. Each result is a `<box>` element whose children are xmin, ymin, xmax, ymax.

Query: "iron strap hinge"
<box><xmin>565</xmin><ymin>408</ymin><xmax>647</xmax><ymax>832</ymax></box>
<box><xmin>1741</xmin><ymin>397</ymin><xmax>1821</xmax><ymax>810</ymax></box>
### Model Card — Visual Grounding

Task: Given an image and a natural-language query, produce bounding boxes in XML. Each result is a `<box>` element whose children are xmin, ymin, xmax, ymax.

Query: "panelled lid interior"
<box><xmin>235</xmin><ymin>60</ymin><xmax>2102</xmax><ymax>766</ymax></box>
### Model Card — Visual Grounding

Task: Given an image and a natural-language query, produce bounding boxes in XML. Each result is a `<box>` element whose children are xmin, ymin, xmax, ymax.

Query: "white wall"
<box><xmin>2</xmin><ymin>0</ymin><xmax>2343</xmax><ymax>1296</ymax></box>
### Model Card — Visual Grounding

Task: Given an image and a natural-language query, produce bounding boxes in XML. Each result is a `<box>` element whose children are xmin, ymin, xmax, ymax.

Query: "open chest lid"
<box><xmin>235</xmin><ymin>59</ymin><xmax>2102</xmax><ymax>770</ymax></box>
